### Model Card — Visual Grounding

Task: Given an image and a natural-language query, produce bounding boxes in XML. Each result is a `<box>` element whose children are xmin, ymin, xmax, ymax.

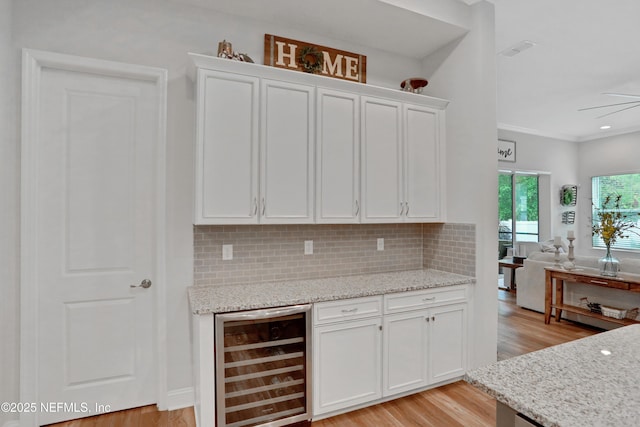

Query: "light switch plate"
<box><xmin>304</xmin><ymin>240</ymin><xmax>313</xmax><ymax>255</ymax></box>
<box><xmin>222</xmin><ymin>244</ymin><xmax>233</xmax><ymax>260</ymax></box>
<box><xmin>377</xmin><ymin>238</ymin><xmax>384</xmax><ymax>251</ymax></box>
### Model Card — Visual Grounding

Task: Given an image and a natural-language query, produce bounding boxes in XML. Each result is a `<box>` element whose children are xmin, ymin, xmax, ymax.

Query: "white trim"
<box><xmin>576</xmin><ymin>124</ymin><xmax>640</xmax><ymax>142</ymax></box>
<box><xmin>20</xmin><ymin>48</ymin><xmax>168</xmax><ymax>426</ymax></box>
<box><xmin>166</xmin><ymin>387</ymin><xmax>195</xmax><ymax>411</ymax></box>
<box><xmin>498</xmin><ymin>122</ymin><xmax>578</xmax><ymax>142</ymax></box>
<box><xmin>3</xmin><ymin>421</ymin><xmax>21</xmax><ymax>427</ymax></box>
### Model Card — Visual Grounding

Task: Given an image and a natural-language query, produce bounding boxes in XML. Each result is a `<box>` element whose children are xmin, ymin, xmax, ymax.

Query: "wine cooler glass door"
<box><xmin>215</xmin><ymin>304</ymin><xmax>312</xmax><ymax>427</ymax></box>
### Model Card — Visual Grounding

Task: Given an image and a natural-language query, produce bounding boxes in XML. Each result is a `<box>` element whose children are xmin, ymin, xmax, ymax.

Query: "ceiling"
<box><xmin>177</xmin><ymin>0</ymin><xmax>640</xmax><ymax>142</ymax></box>
<box><xmin>494</xmin><ymin>0</ymin><xmax>640</xmax><ymax>141</ymax></box>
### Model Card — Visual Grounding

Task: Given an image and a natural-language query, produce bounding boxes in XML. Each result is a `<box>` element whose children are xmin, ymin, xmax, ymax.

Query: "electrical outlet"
<box><xmin>377</xmin><ymin>238</ymin><xmax>384</xmax><ymax>251</ymax></box>
<box><xmin>222</xmin><ymin>244</ymin><xmax>233</xmax><ymax>260</ymax></box>
<box><xmin>304</xmin><ymin>240</ymin><xmax>313</xmax><ymax>255</ymax></box>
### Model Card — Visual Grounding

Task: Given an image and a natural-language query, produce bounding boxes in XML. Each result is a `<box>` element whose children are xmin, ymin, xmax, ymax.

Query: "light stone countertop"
<box><xmin>188</xmin><ymin>268</ymin><xmax>474</xmax><ymax>315</ymax></box>
<box><xmin>465</xmin><ymin>324</ymin><xmax>640</xmax><ymax>427</ymax></box>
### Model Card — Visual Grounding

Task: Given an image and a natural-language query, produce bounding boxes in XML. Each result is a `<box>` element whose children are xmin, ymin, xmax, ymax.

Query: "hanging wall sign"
<box><xmin>498</xmin><ymin>139</ymin><xmax>516</xmax><ymax>162</ymax></box>
<box><xmin>264</xmin><ymin>34</ymin><xmax>367</xmax><ymax>83</ymax></box>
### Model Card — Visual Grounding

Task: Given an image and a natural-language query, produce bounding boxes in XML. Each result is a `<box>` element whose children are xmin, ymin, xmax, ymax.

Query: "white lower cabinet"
<box><xmin>313</xmin><ymin>296</ymin><xmax>383</xmax><ymax>416</ymax></box>
<box><xmin>313</xmin><ymin>287</ymin><xmax>468</xmax><ymax>417</ymax></box>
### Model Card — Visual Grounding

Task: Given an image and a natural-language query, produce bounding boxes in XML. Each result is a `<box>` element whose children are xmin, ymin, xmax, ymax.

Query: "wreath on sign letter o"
<box><xmin>298</xmin><ymin>46</ymin><xmax>323</xmax><ymax>74</ymax></box>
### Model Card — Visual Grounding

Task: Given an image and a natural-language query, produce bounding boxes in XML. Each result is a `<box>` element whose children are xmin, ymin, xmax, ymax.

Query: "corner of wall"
<box><xmin>423</xmin><ymin>223</ymin><xmax>476</xmax><ymax>276</ymax></box>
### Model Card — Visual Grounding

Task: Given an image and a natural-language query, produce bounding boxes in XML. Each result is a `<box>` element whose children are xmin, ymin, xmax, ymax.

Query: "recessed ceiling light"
<box><xmin>499</xmin><ymin>40</ymin><xmax>536</xmax><ymax>57</ymax></box>
<box><xmin>600</xmin><ymin>125</ymin><xmax>612</xmax><ymax>130</ymax></box>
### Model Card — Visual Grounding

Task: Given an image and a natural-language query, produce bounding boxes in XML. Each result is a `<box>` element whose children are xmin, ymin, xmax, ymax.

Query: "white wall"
<box><xmin>577</xmin><ymin>131</ymin><xmax>640</xmax><ymax>259</ymax></box>
<box><xmin>425</xmin><ymin>1</ymin><xmax>498</xmax><ymax>368</ymax></box>
<box><xmin>4</xmin><ymin>0</ymin><xmax>493</xmax><ymax>418</ymax></box>
<box><xmin>497</xmin><ymin>130</ymin><xmax>579</xmax><ymax>244</ymax></box>
<box><xmin>0</xmin><ymin>0</ymin><xmax>19</xmax><ymax>426</ymax></box>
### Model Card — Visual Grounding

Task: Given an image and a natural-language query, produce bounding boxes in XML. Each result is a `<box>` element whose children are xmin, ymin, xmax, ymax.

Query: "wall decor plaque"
<box><xmin>498</xmin><ymin>138</ymin><xmax>516</xmax><ymax>162</ymax></box>
<box><xmin>264</xmin><ymin>34</ymin><xmax>367</xmax><ymax>83</ymax></box>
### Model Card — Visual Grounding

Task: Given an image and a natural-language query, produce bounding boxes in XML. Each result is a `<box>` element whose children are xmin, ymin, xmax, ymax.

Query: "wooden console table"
<box><xmin>544</xmin><ymin>267</ymin><xmax>640</xmax><ymax>325</ymax></box>
<box><xmin>498</xmin><ymin>258</ymin><xmax>524</xmax><ymax>292</ymax></box>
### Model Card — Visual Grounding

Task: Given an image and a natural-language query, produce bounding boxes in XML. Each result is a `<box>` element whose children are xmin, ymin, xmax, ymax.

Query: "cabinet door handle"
<box><xmin>405</xmin><ymin>202</ymin><xmax>409</xmax><ymax>216</ymax></box>
<box><xmin>400</xmin><ymin>202</ymin><xmax>405</xmax><ymax>216</ymax></box>
<box><xmin>355</xmin><ymin>200</ymin><xmax>360</xmax><ymax>216</ymax></box>
<box><xmin>341</xmin><ymin>308</ymin><xmax>358</xmax><ymax>314</ymax></box>
<box><xmin>590</xmin><ymin>280</ymin><xmax>609</xmax><ymax>285</ymax></box>
<box><xmin>252</xmin><ymin>197</ymin><xmax>258</xmax><ymax>216</ymax></box>
<box><xmin>431</xmin><ymin>316</ymin><xmax>435</xmax><ymax>322</ymax></box>
<box><xmin>261</xmin><ymin>197</ymin><xmax>266</xmax><ymax>216</ymax></box>
<box><xmin>422</xmin><ymin>297</ymin><xmax>436</xmax><ymax>302</ymax></box>
<box><xmin>426</xmin><ymin>317</ymin><xmax>430</xmax><ymax>322</ymax></box>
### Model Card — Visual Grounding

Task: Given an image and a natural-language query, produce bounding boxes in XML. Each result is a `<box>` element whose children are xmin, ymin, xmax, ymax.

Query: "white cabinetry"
<box><xmin>260</xmin><ymin>79</ymin><xmax>314</xmax><ymax>223</ymax></box>
<box><xmin>195</xmin><ymin>70</ymin><xmax>259</xmax><ymax>224</ymax></box>
<box><xmin>315</xmin><ymin>88</ymin><xmax>360</xmax><ymax>223</ymax></box>
<box><xmin>314</xmin><ymin>286</ymin><xmax>467</xmax><ymax>417</ymax></box>
<box><xmin>361</xmin><ymin>97</ymin><xmax>445</xmax><ymax>223</ymax></box>
<box><xmin>190</xmin><ymin>54</ymin><xmax>447</xmax><ymax>225</ymax></box>
<box><xmin>313</xmin><ymin>297</ymin><xmax>383</xmax><ymax>415</ymax></box>
<box><xmin>383</xmin><ymin>287</ymin><xmax>467</xmax><ymax>397</ymax></box>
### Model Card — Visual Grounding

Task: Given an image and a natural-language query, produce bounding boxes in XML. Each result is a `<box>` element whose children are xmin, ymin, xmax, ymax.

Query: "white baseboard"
<box><xmin>166</xmin><ymin>387</ymin><xmax>194</xmax><ymax>411</ymax></box>
<box><xmin>3</xmin><ymin>420</ymin><xmax>20</xmax><ymax>427</ymax></box>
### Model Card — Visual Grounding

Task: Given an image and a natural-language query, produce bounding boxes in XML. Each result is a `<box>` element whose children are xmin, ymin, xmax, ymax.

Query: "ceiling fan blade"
<box><xmin>603</xmin><ymin>92</ymin><xmax>640</xmax><ymax>99</ymax></box>
<box><xmin>578</xmin><ymin>100</ymin><xmax>640</xmax><ymax>111</ymax></box>
<box><xmin>596</xmin><ymin>103</ymin><xmax>640</xmax><ymax>119</ymax></box>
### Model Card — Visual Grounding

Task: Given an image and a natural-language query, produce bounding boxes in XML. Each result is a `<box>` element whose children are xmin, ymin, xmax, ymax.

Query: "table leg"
<box><xmin>510</xmin><ymin>267</ymin><xmax>517</xmax><ymax>291</ymax></box>
<box><xmin>544</xmin><ymin>270</ymin><xmax>552</xmax><ymax>324</ymax></box>
<box><xmin>555</xmin><ymin>278</ymin><xmax>564</xmax><ymax>322</ymax></box>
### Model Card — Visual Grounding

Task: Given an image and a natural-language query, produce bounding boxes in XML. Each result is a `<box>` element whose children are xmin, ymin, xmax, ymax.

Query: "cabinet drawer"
<box><xmin>384</xmin><ymin>286</ymin><xmax>466</xmax><ymax>314</ymax></box>
<box><xmin>314</xmin><ymin>296</ymin><xmax>383</xmax><ymax>325</ymax></box>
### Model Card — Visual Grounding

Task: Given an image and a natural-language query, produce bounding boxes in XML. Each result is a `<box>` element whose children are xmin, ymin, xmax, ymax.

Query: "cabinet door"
<box><xmin>404</xmin><ymin>104</ymin><xmax>443</xmax><ymax>222</ymax></box>
<box><xmin>383</xmin><ymin>310</ymin><xmax>428</xmax><ymax>397</ymax></box>
<box><xmin>195</xmin><ymin>70</ymin><xmax>259</xmax><ymax>224</ymax></box>
<box><xmin>316</xmin><ymin>88</ymin><xmax>360</xmax><ymax>223</ymax></box>
<box><xmin>360</xmin><ymin>96</ymin><xmax>403</xmax><ymax>223</ymax></box>
<box><xmin>313</xmin><ymin>317</ymin><xmax>382</xmax><ymax>415</ymax></box>
<box><xmin>261</xmin><ymin>79</ymin><xmax>314</xmax><ymax>223</ymax></box>
<box><xmin>429</xmin><ymin>303</ymin><xmax>467</xmax><ymax>383</ymax></box>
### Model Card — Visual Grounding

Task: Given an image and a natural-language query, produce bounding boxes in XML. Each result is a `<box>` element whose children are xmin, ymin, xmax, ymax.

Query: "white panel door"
<box><xmin>383</xmin><ymin>310</ymin><xmax>428</xmax><ymax>397</ymax></box>
<box><xmin>24</xmin><ymin>52</ymin><xmax>164</xmax><ymax>425</ymax></box>
<box><xmin>361</xmin><ymin>96</ymin><xmax>402</xmax><ymax>222</ymax></box>
<box><xmin>404</xmin><ymin>104</ymin><xmax>441</xmax><ymax>222</ymax></box>
<box><xmin>261</xmin><ymin>79</ymin><xmax>314</xmax><ymax>223</ymax></box>
<box><xmin>313</xmin><ymin>318</ymin><xmax>382</xmax><ymax>415</ymax></box>
<box><xmin>316</xmin><ymin>88</ymin><xmax>360</xmax><ymax>223</ymax></box>
<box><xmin>429</xmin><ymin>303</ymin><xmax>467</xmax><ymax>384</ymax></box>
<box><xmin>196</xmin><ymin>70</ymin><xmax>259</xmax><ymax>224</ymax></box>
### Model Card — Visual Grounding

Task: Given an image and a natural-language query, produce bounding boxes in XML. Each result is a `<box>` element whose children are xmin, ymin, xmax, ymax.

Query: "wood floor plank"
<box><xmin>44</xmin><ymin>290</ymin><xmax>601</xmax><ymax>427</ymax></box>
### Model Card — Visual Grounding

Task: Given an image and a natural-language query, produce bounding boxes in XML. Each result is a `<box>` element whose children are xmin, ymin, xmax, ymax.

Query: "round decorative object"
<box><xmin>298</xmin><ymin>46</ymin><xmax>323</xmax><ymax>74</ymax></box>
<box><xmin>400</xmin><ymin>78</ymin><xmax>428</xmax><ymax>94</ymax></box>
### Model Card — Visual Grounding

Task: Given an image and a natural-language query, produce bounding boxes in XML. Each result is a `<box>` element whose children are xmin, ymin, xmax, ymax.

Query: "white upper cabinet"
<box><xmin>316</xmin><ymin>88</ymin><xmax>360</xmax><ymax>223</ymax></box>
<box><xmin>190</xmin><ymin>54</ymin><xmax>447</xmax><ymax>225</ymax></box>
<box><xmin>260</xmin><ymin>79</ymin><xmax>315</xmax><ymax>223</ymax></box>
<box><xmin>404</xmin><ymin>103</ymin><xmax>444</xmax><ymax>222</ymax></box>
<box><xmin>195</xmin><ymin>70</ymin><xmax>259</xmax><ymax>224</ymax></box>
<box><xmin>360</xmin><ymin>97</ymin><xmax>403</xmax><ymax>222</ymax></box>
<box><xmin>361</xmin><ymin>97</ymin><xmax>445</xmax><ymax>223</ymax></box>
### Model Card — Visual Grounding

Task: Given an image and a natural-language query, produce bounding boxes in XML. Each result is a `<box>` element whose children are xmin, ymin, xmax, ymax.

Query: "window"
<box><xmin>592</xmin><ymin>173</ymin><xmax>640</xmax><ymax>250</ymax></box>
<box><xmin>498</xmin><ymin>172</ymin><xmax>539</xmax><ymax>257</ymax></box>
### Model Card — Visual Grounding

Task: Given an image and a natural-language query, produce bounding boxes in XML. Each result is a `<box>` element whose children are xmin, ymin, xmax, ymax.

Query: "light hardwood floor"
<box><xmin>46</xmin><ymin>290</ymin><xmax>601</xmax><ymax>427</ymax></box>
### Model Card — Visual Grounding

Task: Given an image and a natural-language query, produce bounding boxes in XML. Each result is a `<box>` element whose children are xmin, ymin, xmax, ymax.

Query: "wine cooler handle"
<box><xmin>216</xmin><ymin>304</ymin><xmax>311</xmax><ymax>321</ymax></box>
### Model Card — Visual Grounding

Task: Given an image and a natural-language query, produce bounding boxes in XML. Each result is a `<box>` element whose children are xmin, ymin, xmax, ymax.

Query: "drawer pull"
<box><xmin>590</xmin><ymin>280</ymin><xmax>609</xmax><ymax>285</ymax></box>
<box><xmin>341</xmin><ymin>308</ymin><xmax>358</xmax><ymax>314</ymax></box>
<box><xmin>422</xmin><ymin>297</ymin><xmax>436</xmax><ymax>302</ymax></box>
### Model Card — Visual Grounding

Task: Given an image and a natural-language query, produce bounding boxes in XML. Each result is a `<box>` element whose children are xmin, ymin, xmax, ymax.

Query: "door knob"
<box><xmin>131</xmin><ymin>279</ymin><xmax>152</xmax><ymax>289</ymax></box>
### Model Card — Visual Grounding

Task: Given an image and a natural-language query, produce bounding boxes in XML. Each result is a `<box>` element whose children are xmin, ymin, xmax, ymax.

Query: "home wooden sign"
<box><xmin>264</xmin><ymin>34</ymin><xmax>367</xmax><ymax>83</ymax></box>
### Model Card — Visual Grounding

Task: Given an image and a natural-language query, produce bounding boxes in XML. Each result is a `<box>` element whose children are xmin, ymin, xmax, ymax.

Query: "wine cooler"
<box><xmin>215</xmin><ymin>305</ymin><xmax>312</xmax><ymax>427</ymax></box>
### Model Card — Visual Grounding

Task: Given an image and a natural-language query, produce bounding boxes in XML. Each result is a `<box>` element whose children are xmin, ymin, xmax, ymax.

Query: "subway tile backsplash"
<box><xmin>194</xmin><ymin>223</ymin><xmax>475</xmax><ymax>286</ymax></box>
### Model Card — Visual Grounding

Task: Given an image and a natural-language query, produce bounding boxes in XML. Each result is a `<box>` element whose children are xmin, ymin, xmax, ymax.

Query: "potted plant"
<box><xmin>591</xmin><ymin>194</ymin><xmax>640</xmax><ymax>276</ymax></box>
